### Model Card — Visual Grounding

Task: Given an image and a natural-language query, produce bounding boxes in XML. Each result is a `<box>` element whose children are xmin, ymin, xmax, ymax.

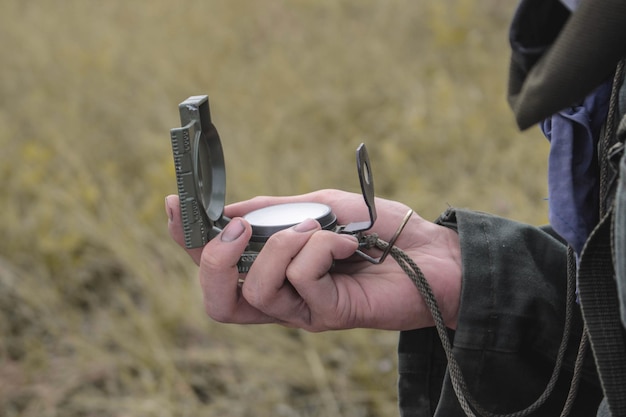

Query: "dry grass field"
<box><xmin>0</xmin><ymin>1</ymin><xmax>549</xmax><ymax>416</ymax></box>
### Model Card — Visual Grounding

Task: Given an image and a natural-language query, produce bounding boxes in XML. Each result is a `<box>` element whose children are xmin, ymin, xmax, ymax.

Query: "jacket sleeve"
<box><xmin>398</xmin><ymin>208</ymin><xmax>603</xmax><ymax>417</ymax></box>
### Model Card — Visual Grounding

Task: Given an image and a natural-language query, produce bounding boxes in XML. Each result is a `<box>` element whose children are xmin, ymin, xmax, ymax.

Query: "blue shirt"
<box><xmin>540</xmin><ymin>80</ymin><xmax>611</xmax><ymax>255</ymax></box>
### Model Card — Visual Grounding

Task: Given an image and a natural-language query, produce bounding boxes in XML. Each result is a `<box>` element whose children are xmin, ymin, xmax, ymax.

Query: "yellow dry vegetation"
<box><xmin>0</xmin><ymin>1</ymin><xmax>548</xmax><ymax>416</ymax></box>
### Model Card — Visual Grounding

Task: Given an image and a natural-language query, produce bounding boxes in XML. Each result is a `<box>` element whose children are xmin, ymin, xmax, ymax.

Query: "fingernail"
<box><xmin>294</xmin><ymin>218</ymin><xmax>319</xmax><ymax>233</ymax></box>
<box><xmin>221</xmin><ymin>219</ymin><xmax>245</xmax><ymax>242</ymax></box>
<box><xmin>165</xmin><ymin>196</ymin><xmax>174</xmax><ymax>222</ymax></box>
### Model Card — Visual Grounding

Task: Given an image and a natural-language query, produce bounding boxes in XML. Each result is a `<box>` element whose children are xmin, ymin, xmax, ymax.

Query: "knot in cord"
<box><xmin>359</xmin><ymin>233</ymin><xmax>380</xmax><ymax>250</ymax></box>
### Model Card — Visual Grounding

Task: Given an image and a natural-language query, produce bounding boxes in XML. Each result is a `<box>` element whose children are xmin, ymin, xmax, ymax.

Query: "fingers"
<box><xmin>224</xmin><ymin>190</ymin><xmax>363</xmax><ymax>220</ymax></box>
<box><xmin>165</xmin><ymin>194</ymin><xmax>204</xmax><ymax>265</ymax></box>
<box><xmin>242</xmin><ymin>219</ymin><xmax>360</xmax><ymax>330</ymax></box>
<box><xmin>166</xmin><ymin>194</ymin><xmax>277</xmax><ymax>324</ymax></box>
<box><xmin>241</xmin><ymin>218</ymin><xmax>322</xmax><ymax>327</ymax></box>
<box><xmin>224</xmin><ymin>190</ymin><xmax>417</xmax><ymax>245</ymax></box>
<box><xmin>285</xmin><ymin>231</ymin><xmax>360</xmax><ymax>330</ymax></box>
<box><xmin>198</xmin><ymin>218</ymin><xmax>275</xmax><ymax>324</ymax></box>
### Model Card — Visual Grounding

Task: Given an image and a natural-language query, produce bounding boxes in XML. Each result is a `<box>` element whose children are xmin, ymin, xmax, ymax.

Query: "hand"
<box><xmin>166</xmin><ymin>190</ymin><xmax>462</xmax><ymax>332</ymax></box>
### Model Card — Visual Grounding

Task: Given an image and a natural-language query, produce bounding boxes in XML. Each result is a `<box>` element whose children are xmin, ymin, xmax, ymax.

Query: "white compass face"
<box><xmin>243</xmin><ymin>202</ymin><xmax>337</xmax><ymax>243</ymax></box>
<box><xmin>244</xmin><ymin>202</ymin><xmax>331</xmax><ymax>226</ymax></box>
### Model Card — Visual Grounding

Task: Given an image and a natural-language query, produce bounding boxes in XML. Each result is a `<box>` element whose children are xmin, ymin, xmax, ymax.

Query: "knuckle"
<box><xmin>247</xmin><ymin>195</ymin><xmax>272</xmax><ymax>206</ymax></box>
<box><xmin>264</xmin><ymin>231</ymin><xmax>294</xmax><ymax>252</ymax></box>
<box><xmin>285</xmin><ymin>262</ymin><xmax>306</xmax><ymax>284</ymax></box>
<box><xmin>200</xmin><ymin>247</ymin><xmax>228</xmax><ymax>271</ymax></box>
<box><xmin>325</xmin><ymin>189</ymin><xmax>344</xmax><ymax>200</ymax></box>
<box><xmin>204</xmin><ymin>302</ymin><xmax>232</xmax><ymax>324</ymax></box>
<box><xmin>241</xmin><ymin>284</ymin><xmax>262</xmax><ymax>308</ymax></box>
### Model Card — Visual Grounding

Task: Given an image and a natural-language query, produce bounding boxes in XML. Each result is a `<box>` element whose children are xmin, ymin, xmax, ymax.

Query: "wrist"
<box><xmin>400</xmin><ymin>211</ymin><xmax>462</xmax><ymax>330</ymax></box>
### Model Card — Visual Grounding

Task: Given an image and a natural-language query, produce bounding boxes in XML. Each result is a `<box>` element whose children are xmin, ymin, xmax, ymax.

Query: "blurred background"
<box><xmin>0</xmin><ymin>1</ymin><xmax>549</xmax><ymax>416</ymax></box>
